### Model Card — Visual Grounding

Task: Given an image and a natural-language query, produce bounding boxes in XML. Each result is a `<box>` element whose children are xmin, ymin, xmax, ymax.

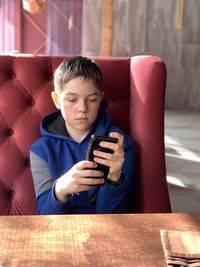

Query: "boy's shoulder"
<box><xmin>30</xmin><ymin>135</ymin><xmax>56</xmax><ymax>152</ymax></box>
<box><xmin>32</xmin><ymin>135</ymin><xmax>51</xmax><ymax>144</ymax></box>
<box><xmin>30</xmin><ymin>135</ymin><xmax>63</xmax><ymax>162</ymax></box>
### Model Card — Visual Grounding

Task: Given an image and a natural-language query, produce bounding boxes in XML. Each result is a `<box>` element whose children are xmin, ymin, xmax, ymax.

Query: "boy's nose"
<box><xmin>78</xmin><ymin>100</ymin><xmax>87</xmax><ymax>112</ymax></box>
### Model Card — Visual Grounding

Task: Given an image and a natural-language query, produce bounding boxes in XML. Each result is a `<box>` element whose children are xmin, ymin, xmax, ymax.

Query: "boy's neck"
<box><xmin>66</xmin><ymin>127</ymin><xmax>89</xmax><ymax>143</ymax></box>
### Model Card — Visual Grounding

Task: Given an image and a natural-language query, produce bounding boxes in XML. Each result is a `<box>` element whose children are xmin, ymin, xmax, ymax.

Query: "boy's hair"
<box><xmin>54</xmin><ymin>56</ymin><xmax>103</xmax><ymax>93</ymax></box>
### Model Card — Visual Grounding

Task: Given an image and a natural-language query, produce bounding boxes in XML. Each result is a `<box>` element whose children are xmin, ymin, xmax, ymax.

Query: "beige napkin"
<box><xmin>160</xmin><ymin>229</ymin><xmax>200</xmax><ymax>267</ymax></box>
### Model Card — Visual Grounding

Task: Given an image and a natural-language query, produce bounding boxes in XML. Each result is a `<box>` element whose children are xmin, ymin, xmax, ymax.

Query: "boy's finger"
<box><xmin>76</xmin><ymin>160</ymin><xmax>97</xmax><ymax>170</ymax></box>
<box><xmin>80</xmin><ymin>177</ymin><xmax>105</xmax><ymax>185</ymax></box>
<box><xmin>109</xmin><ymin>132</ymin><xmax>124</xmax><ymax>147</ymax></box>
<box><xmin>83</xmin><ymin>169</ymin><xmax>104</xmax><ymax>178</ymax></box>
<box><xmin>93</xmin><ymin>149</ymin><xmax>115</xmax><ymax>160</ymax></box>
<box><xmin>94</xmin><ymin>157</ymin><xmax>111</xmax><ymax>167</ymax></box>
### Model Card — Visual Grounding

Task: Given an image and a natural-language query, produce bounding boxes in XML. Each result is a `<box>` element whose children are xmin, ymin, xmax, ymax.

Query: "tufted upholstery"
<box><xmin>0</xmin><ymin>55</ymin><xmax>171</xmax><ymax>215</ymax></box>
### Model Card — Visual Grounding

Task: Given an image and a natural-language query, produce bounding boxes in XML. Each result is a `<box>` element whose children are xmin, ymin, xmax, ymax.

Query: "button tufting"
<box><xmin>28</xmin><ymin>98</ymin><xmax>35</xmax><ymax>107</ymax></box>
<box><xmin>7</xmin><ymin>189</ymin><xmax>14</xmax><ymax>198</ymax></box>
<box><xmin>7</xmin><ymin>69</ymin><xmax>16</xmax><ymax>79</ymax></box>
<box><xmin>5</xmin><ymin>128</ymin><xmax>14</xmax><ymax>136</ymax></box>
<box><xmin>24</xmin><ymin>158</ymin><xmax>30</xmax><ymax>167</ymax></box>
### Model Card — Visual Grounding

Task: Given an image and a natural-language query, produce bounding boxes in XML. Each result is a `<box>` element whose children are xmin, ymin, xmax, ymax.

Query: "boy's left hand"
<box><xmin>93</xmin><ymin>132</ymin><xmax>124</xmax><ymax>182</ymax></box>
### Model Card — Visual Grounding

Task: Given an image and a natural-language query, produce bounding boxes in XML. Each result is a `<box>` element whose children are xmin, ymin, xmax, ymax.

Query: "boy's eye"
<box><xmin>66</xmin><ymin>99</ymin><xmax>77</xmax><ymax>102</ymax></box>
<box><xmin>89</xmin><ymin>98</ymin><xmax>97</xmax><ymax>102</ymax></box>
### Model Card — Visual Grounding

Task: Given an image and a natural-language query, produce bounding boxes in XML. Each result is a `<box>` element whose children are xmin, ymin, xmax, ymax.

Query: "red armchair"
<box><xmin>0</xmin><ymin>55</ymin><xmax>171</xmax><ymax>215</ymax></box>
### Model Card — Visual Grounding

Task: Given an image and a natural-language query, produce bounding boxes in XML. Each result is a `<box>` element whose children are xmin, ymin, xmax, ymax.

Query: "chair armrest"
<box><xmin>130</xmin><ymin>55</ymin><xmax>171</xmax><ymax>212</ymax></box>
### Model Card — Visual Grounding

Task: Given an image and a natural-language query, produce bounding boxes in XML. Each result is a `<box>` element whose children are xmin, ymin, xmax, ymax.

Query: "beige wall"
<box><xmin>82</xmin><ymin>0</ymin><xmax>200</xmax><ymax>109</ymax></box>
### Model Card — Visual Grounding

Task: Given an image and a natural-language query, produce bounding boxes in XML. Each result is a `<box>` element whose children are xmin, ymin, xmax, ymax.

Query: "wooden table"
<box><xmin>0</xmin><ymin>213</ymin><xmax>200</xmax><ymax>267</ymax></box>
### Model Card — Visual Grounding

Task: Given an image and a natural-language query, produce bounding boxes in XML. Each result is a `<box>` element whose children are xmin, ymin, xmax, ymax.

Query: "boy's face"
<box><xmin>51</xmin><ymin>76</ymin><xmax>104</xmax><ymax>139</ymax></box>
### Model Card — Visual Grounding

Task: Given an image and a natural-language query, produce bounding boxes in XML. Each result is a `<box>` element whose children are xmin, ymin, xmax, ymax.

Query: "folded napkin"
<box><xmin>160</xmin><ymin>229</ymin><xmax>200</xmax><ymax>267</ymax></box>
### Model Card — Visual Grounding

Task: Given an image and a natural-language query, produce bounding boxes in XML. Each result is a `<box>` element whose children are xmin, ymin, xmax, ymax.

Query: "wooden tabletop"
<box><xmin>0</xmin><ymin>213</ymin><xmax>200</xmax><ymax>267</ymax></box>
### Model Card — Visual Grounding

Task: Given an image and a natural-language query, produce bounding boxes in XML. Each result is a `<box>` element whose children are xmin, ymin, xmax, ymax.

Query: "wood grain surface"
<box><xmin>0</xmin><ymin>213</ymin><xmax>200</xmax><ymax>267</ymax></box>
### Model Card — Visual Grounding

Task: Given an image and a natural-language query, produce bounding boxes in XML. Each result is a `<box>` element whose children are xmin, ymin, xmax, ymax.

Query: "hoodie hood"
<box><xmin>40</xmin><ymin>102</ymin><xmax>112</xmax><ymax>143</ymax></box>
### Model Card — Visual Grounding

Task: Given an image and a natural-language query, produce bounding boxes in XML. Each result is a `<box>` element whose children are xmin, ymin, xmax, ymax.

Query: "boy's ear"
<box><xmin>51</xmin><ymin>91</ymin><xmax>60</xmax><ymax>109</ymax></box>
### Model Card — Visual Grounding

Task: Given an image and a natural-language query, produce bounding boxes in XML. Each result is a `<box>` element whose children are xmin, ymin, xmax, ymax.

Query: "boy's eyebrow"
<box><xmin>64</xmin><ymin>92</ymin><xmax>99</xmax><ymax>96</ymax></box>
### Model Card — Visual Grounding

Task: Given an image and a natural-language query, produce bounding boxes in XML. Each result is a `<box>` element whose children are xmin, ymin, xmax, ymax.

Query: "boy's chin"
<box><xmin>75</xmin><ymin>121</ymin><xmax>93</xmax><ymax>129</ymax></box>
<box><xmin>75</xmin><ymin>124</ymin><xmax>92</xmax><ymax>132</ymax></box>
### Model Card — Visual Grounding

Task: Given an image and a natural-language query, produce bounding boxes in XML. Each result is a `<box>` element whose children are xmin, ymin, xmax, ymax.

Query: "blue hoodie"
<box><xmin>30</xmin><ymin>104</ymin><xmax>135</xmax><ymax>214</ymax></box>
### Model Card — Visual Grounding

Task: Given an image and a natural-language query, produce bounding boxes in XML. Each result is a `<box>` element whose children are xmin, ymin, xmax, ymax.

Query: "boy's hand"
<box><xmin>93</xmin><ymin>132</ymin><xmax>124</xmax><ymax>182</ymax></box>
<box><xmin>54</xmin><ymin>161</ymin><xmax>104</xmax><ymax>202</ymax></box>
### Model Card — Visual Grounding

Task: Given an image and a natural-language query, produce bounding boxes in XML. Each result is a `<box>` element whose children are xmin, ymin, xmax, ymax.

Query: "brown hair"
<box><xmin>54</xmin><ymin>56</ymin><xmax>103</xmax><ymax>93</ymax></box>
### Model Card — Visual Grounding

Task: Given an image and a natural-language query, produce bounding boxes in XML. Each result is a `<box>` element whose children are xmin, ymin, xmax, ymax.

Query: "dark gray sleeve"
<box><xmin>30</xmin><ymin>151</ymin><xmax>53</xmax><ymax>198</ymax></box>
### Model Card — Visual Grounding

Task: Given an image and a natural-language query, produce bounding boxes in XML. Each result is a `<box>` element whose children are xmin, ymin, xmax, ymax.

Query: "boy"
<box><xmin>30</xmin><ymin>56</ymin><xmax>135</xmax><ymax>214</ymax></box>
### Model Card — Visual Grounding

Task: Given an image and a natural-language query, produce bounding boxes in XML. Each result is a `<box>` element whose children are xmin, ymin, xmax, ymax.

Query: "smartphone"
<box><xmin>85</xmin><ymin>135</ymin><xmax>118</xmax><ymax>179</ymax></box>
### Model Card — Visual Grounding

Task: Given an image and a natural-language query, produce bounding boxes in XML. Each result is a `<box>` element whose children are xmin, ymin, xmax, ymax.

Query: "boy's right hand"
<box><xmin>54</xmin><ymin>161</ymin><xmax>104</xmax><ymax>202</ymax></box>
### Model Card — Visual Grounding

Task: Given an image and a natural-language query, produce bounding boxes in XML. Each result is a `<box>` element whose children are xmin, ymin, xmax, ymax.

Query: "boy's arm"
<box><xmin>95</xmin><ymin>138</ymin><xmax>135</xmax><ymax>213</ymax></box>
<box><xmin>30</xmin><ymin>152</ymin><xmax>72</xmax><ymax>214</ymax></box>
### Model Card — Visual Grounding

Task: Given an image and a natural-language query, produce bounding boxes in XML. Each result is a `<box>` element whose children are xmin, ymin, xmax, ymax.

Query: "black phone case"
<box><xmin>86</xmin><ymin>135</ymin><xmax>118</xmax><ymax>179</ymax></box>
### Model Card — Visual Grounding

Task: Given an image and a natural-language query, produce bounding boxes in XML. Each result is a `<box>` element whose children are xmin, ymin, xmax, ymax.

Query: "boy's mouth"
<box><xmin>75</xmin><ymin>117</ymin><xmax>88</xmax><ymax>121</ymax></box>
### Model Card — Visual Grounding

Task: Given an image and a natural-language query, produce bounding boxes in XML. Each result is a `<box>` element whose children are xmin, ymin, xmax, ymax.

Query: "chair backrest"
<box><xmin>0</xmin><ymin>55</ymin><xmax>171</xmax><ymax>215</ymax></box>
